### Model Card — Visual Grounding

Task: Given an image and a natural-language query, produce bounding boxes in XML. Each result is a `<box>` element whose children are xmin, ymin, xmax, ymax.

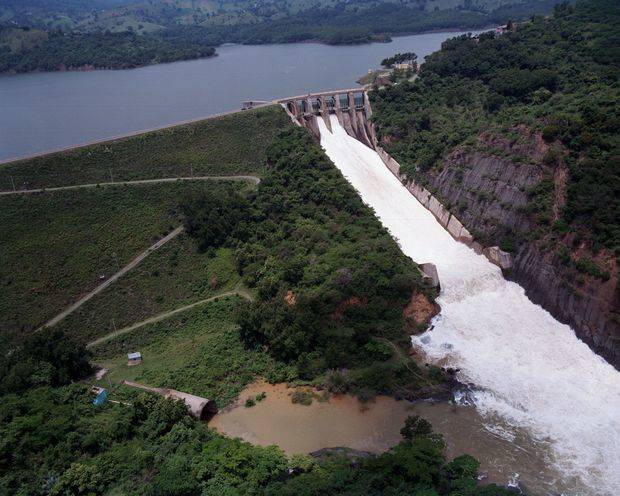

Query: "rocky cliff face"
<box><xmin>419</xmin><ymin>127</ymin><xmax>619</xmax><ymax>367</ymax></box>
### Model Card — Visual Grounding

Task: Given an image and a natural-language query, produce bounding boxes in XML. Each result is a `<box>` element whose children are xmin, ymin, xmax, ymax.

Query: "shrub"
<box><xmin>291</xmin><ymin>389</ymin><xmax>313</xmax><ymax>406</ymax></box>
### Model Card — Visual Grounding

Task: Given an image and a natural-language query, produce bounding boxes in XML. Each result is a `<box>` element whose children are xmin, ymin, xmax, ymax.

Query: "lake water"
<box><xmin>0</xmin><ymin>30</ymin><xmax>482</xmax><ymax>162</ymax></box>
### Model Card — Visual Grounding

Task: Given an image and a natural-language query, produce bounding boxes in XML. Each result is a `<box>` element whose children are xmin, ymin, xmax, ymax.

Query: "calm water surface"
<box><xmin>211</xmin><ymin>381</ymin><xmax>571</xmax><ymax>495</ymax></box>
<box><xmin>0</xmin><ymin>31</ymin><xmax>483</xmax><ymax>162</ymax></box>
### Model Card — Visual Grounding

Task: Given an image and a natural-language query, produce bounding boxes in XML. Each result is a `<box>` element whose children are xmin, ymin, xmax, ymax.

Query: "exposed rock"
<box><xmin>401</xmin><ymin>382</ymin><xmax>453</xmax><ymax>402</ymax></box>
<box><xmin>421</xmin><ymin>128</ymin><xmax>619</xmax><ymax>367</ymax></box>
<box><xmin>403</xmin><ymin>291</ymin><xmax>440</xmax><ymax>333</ymax></box>
<box><xmin>284</xmin><ymin>289</ymin><xmax>297</xmax><ymax>306</ymax></box>
<box><xmin>419</xmin><ymin>262</ymin><xmax>440</xmax><ymax>290</ymax></box>
<box><xmin>483</xmin><ymin>246</ymin><xmax>513</xmax><ymax>272</ymax></box>
<box><xmin>310</xmin><ymin>447</ymin><xmax>376</xmax><ymax>464</ymax></box>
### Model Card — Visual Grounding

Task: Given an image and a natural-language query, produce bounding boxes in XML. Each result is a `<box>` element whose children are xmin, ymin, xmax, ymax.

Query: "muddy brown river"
<box><xmin>211</xmin><ymin>381</ymin><xmax>572</xmax><ymax>494</ymax></box>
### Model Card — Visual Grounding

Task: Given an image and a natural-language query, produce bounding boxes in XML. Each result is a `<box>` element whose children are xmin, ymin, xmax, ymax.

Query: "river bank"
<box><xmin>210</xmin><ymin>379</ymin><xmax>573</xmax><ymax>494</ymax></box>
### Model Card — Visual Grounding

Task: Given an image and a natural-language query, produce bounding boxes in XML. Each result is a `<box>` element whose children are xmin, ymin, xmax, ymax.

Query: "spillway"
<box><xmin>318</xmin><ymin>115</ymin><xmax>620</xmax><ymax>495</ymax></box>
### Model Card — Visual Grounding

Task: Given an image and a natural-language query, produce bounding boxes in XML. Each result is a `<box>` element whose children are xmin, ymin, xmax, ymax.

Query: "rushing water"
<box><xmin>0</xmin><ymin>30</ymin><xmax>484</xmax><ymax>162</ymax></box>
<box><xmin>318</xmin><ymin>116</ymin><xmax>620</xmax><ymax>495</ymax></box>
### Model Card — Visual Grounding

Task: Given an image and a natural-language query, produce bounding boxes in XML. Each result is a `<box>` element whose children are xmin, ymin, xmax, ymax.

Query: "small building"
<box><xmin>92</xmin><ymin>387</ymin><xmax>108</xmax><ymax>406</ymax></box>
<box><xmin>127</xmin><ymin>352</ymin><xmax>142</xmax><ymax>366</ymax></box>
<box><xmin>394</xmin><ymin>61</ymin><xmax>414</xmax><ymax>70</ymax></box>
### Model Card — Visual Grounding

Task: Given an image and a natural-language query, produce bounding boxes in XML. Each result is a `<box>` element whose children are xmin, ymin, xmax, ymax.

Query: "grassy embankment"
<box><xmin>0</xmin><ymin>106</ymin><xmax>291</xmax><ymax>346</ymax></box>
<box><xmin>90</xmin><ymin>298</ymin><xmax>294</xmax><ymax>407</ymax></box>
<box><xmin>0</xmin><ymin>105</ymin><xmax>291</xmax><ymax>190</ymax></box>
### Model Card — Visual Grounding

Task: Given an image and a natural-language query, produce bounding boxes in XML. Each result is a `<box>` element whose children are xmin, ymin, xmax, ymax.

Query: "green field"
<box><xmin>91</xmin><ymin>297</ymin><xmax>294</xmax><ymax>407</ymax></box>
<box><xmin>0</xmin><ymin>181</ymin><xmax>246</xmax><ymax>334</ymax></box>
<box><xmin>55</xmin><ymin>236</ymin><xmax>242</xmax><ymax>344</ymax></box>
<box><xmin>0</xmin><ymin>106</ymin><xmax>290</xmax><ymax>341</ymax></box>
<box><xmin>0</xmin><ymin>105</ymin><xmax>291</xmax><ymax>190</ymax></box>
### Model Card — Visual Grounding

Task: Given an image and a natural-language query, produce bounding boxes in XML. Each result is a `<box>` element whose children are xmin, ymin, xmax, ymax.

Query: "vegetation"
<box><xmin>184</xmin><ymin>127</ymin><xmax>443</xmax><ymax>398</ymax></box>
<box><xmin>381</xmin><ymin>52</ymin><xmax>418</xmax><ymax>68</ymax></box>
<box><xmin>55</xmin><ymin>237</ymin><xmax>241</xmax><ymax>344</ymax></box>
<box><xmin>371</xmin><ymin>0</ymin><xmax>620</xmax><ymax>252</ymax></box>
<box><xmin>0</xmin><ymin>105</ymin><xmax>292</xmax><ymax>190</ymax></box>
<box><xmin>0</xmin><ymin>378</ymin><xmax>517</xmax><ymax>495</ymax></box>
<box><xmin>0</xmin><ymin>328</ymin><xmax>91</xmax><ymax>395</ymax></box>
<box><xmin>0</xmin><ymin>182</ymin><xmax>245</xmax><ymax>336</ymax></box>
<box><xmin>182</xmin><ymin>189</ymin><xmax>252</xmax><ymax>252</ymax></box>
<box><xmin>0</xmin><ymin>0</ymin><xmax>561</xmax><ymax>72</ymax></box>
<box><xmin>0</xmin><ymin>107</ymin><xmax>287</xmax><ymax>353</ymax></box>
<box><xmin>91</xmin><ymin>298</ymin><xmax>295</xmax><ymax>407</ymax></box>
<box><xmin>0</xmin><ymin>28</ymin><xmax>216</xmax><ymax>72</ymax></box>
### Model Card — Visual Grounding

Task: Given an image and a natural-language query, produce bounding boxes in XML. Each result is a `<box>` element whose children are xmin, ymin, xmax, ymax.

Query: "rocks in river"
<box><xmin>483</xmin><ymin>246</ymin><xmax>513</xmax><ymax>272</ymax></box>
<box><xmin>310</xmin><ymin>447</ymin><xmax>376</xmax><ymax>466</ymax></box>
<box><xmin>419</xmin><ymin>262</ymin><xmax>440</xmax><ymax>289</ymax></box>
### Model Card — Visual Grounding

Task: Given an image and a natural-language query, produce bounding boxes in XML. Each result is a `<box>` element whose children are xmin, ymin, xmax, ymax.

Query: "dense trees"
<box><xmin>0</xmin><ymin>28</ymin><xmax>216</xmax><ymax>72</ymax></box>
<box><xmin>371</xmin><ymin>0</ymin><xmax>620</xmax><ymax>250</ymax></box>
<box><xmin>182</xmin><ymin>127</ymin><xmax>440</xmax><ymax>397</ymax></box>
<box><xmin>0</xmin><ymin>387</ymin><xmax>517</xmax><ymax>495</ymax></box>
<box><xmin>182</xmin><ymin>189</ymin><xmax>251</xmax><ymax>252</ymax></box>
<box><xmin>0</xmin><ymin>328</ymin><xmax>91</xmax><ymax>394</ymax></box>
<box><xmin>382</xmin><ymin>52</ymin><xmax>418</xmax><ymax>68</ymax></box>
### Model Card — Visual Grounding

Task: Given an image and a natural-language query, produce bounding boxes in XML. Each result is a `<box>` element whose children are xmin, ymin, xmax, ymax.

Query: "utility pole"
<box><xmin>10</xmin><ymin>176</ymin><xmax>16</xmax><ymax>191</ymax></box>
<box><xmin>190</xmin><ymin>166</ymin><xmax>193</xmax><ymax>178</ymax></box>
<box><xmin>109</xmin><ymin>167</ymin><xmax>114</xmax><ymax>183</ymax></box>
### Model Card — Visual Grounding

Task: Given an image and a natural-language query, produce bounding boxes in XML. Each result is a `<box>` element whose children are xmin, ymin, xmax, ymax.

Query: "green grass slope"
<box><xmin>56</xmin><ymin>238</ymin><xmax>241</xmax><ymax>344</ymax></box>
<box><xmin>91</xmin><ymin>297</ymin><xmax>294</xmax><ymax>407</ymax></box>
<box><xmin>0</xmin><ymin>182</ymin><xmax>245</xmax><ymax>334</ymax></box>
<box><xmin>0</xmin><ymin>105</ymin><xmax>291</xmax><ymax>190</ymax></box>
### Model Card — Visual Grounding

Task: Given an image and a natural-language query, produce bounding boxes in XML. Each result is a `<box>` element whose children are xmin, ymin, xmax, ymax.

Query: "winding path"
<box><xmin>0</xmin><ymin>175</ymin><xmax>260</xmax><ymax>196</ymax></box>
<box><xmin>87</xmin><ymin>288</ymin><xmax>254</xmax><ymax>348</ymax></box>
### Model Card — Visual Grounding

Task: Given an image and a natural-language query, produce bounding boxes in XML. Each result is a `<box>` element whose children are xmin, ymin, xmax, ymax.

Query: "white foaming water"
<box><xmin>318</xmin><ymin>115</ymin><xmax>620</xmax><ymax>495</ymax></box>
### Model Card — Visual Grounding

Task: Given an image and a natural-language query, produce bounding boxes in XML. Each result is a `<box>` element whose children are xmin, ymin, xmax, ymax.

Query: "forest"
<box><xmin>0</xmin><ymin>28</ymin><xmax>216</xmax><ymax>72</ymax></box>
<box><xmin>370</xmin><ymin>0</ymin><xmax>619</xmax><ymax>252</ymax></box>
<box><xmin>182</xmin><ymin>127</ymin><xmax>444</xmax><ymax>398</ymax></box>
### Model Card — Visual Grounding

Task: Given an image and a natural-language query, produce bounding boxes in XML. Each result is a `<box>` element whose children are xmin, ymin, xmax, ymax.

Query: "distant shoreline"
<box><xmin>0</xmin><ymin>26</ymin><xmax>494</xmax><ymax>77</ymax></box>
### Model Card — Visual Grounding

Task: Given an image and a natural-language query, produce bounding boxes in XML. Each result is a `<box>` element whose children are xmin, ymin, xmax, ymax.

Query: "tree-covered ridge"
<box><xmin>182</xmin><ymin>127</ymin><xmax>443</xmax><ymax>398</ymax></box>
<box><xmin>370</xmin><ymin>0</ymin><xmax>620</xmax><ymax>251</ymax></box>
<box><xmin>0</xmin><ymin>0</ymin><xmax>560</xmax><ymax>72</ymax></box>
<box><xmin>0</xmin><ymin>380</ymin><xmax>517</xmax><ymax>495</ymax></box>
<box><xmin>0</xmin><ymin>28</ymin><xmax>216</xmax><ymax>72</ymax></box>
<box><xmin>0</xmin><ymin>0</ymin><xmax>559</xmax><ymax>32</ymax></box>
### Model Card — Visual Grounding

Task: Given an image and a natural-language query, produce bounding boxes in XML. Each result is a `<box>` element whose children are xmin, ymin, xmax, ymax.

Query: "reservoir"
<box><xmin>0</xmin><ymin>30</ymin><xmax>481</xmax><ymax>162</ymax></box>
<box><xmin>317</xmin><ymin>116</ymin><xmax>620</xmax><ymax>495</ymax></box>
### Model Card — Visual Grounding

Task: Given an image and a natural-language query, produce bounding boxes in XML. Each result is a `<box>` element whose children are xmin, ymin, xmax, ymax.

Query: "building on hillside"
<box><xmin>394</xmin><ymin>61</ymin><xmax>414</xmax><ymax>70</ymax></box>
<box><xmin>127</xmin><ymin>352</ymin><xmax>142</xmax><ymax>366</ymax></box>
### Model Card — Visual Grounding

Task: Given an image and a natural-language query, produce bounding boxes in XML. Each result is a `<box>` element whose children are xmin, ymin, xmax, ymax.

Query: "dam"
<box><xmin>308</xmin><ymin>108</ymin><xmax>620</xmax><ymax>494</ymax></box>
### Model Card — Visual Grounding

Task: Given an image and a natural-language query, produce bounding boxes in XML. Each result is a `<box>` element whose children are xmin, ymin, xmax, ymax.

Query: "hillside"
<box><xmin>1</xmin><ymin>0</ymin><xmax>559</xmax><ymax>72</ymax></box>
<box><xmin>370</xmin><ymin>0</ymin><xmax>620</xmax><ymax>366</ymax></box>
<box><xmin>0</xmin><ymin>103</ymin><xmax>523</xmax><ymax>495</ymax></box>
<box><xmin>0</xmin><ymin>106</ymin><xmax>288</xmax><ymax>344</ymax></box>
